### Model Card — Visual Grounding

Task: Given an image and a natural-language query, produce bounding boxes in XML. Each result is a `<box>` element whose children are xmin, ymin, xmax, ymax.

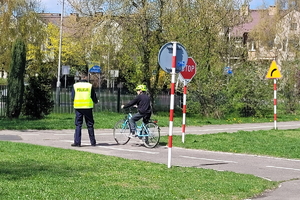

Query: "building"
<box><xmin>229</xmin><ymin>5</ymin><xmax>278</xmax><ymax>61</ymax></box>
<box><xmin>229</xmin><ymin>5</ymin><xmax>300</xmax><ymax>65</ymax></box>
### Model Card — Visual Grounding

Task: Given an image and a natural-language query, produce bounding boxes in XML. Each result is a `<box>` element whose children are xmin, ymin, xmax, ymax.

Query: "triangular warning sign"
<box><xmin>266</xmin><ymin>60</ymin><xmax>282</xmax><ymax>79</ymax></box>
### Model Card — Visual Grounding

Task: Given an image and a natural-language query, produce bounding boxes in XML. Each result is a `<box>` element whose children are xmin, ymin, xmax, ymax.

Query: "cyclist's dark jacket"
<box><xmin>123</xmin><ymin>92</ymin><xmax>151</xmax><ymax>114</ymax></box>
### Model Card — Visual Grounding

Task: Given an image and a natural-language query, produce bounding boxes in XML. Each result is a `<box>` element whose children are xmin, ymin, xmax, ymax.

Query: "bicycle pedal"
<box><xmin>129</xmin><ymin>134</ymin><xmax>137</xmax><ymax>138</ymax></box>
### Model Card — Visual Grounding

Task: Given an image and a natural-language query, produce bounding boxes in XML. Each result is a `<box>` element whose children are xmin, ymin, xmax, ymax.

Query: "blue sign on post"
<box><xmin>158</xmin><ymin>42</ymin><xmax>188</xmax><ymax>73</ymax></box>
<box><xmin>223</xmin><ymin>66</ymin><xmax>233</xmax><ymax>75</ymax></box>
<box><xmin>89</xmin><ymin>65</ymin><xmax>101</xmax><ymax>73</ymax></box>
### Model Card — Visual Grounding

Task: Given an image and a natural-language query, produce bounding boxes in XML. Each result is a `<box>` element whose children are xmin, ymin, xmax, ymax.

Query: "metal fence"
<box><xmin>0</xmin><ymin>85</ymin><xmax>6</xmax><ymax>116</ymax></box>
<box><xmin>0</xmin><ymin>85</ymin><xmax>181</xmax><ymax>117</ymax></box>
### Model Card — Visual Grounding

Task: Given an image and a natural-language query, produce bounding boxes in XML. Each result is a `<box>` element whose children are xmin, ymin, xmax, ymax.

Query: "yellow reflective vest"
<box><xmin>73</xmin><ymin>82</ymin><xmax>94</xmax><ymax>108</ymax></box>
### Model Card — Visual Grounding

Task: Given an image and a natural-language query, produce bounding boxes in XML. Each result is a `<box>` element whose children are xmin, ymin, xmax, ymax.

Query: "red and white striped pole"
<box><xmin>182</xmin><ymin>80</ymin><xmax>187</xmax><ymax>143</ymax></box>
<box><xmin>168</xmin><ymin>42</ymin><xmax>177</xmax><ymax>168</ymax></box>
<box><xmin>274</xmin><ymin>79</ymin><xmax>277</xmax><ymax>129</ymax></box>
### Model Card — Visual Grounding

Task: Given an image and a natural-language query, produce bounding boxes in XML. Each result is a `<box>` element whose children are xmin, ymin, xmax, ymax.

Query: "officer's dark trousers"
<box><xmin>74</xmin><ymin>109</ymin><xmax>96</xmax><ymax>145</ymax></box>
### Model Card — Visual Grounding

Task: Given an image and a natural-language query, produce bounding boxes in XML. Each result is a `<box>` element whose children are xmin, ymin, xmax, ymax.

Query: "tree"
<box><xmin>67</xmin><ymin>0</ymin><xmax>168</xmax><ymax>105</ymax></box>
<box><xmin>249</xmin><ymin>1</ymin><xmax>300</xmax><ymax>114</ymax></box>
<box><xmin>164</xmin><ymin>0</ymin><xmax>253</xmax><ymax>118</ymax></box>
<box><xmin>22</xmin><ymin>73</ymin><xmax>54</xmax><ymax>119</ymax></box>
<box><xmin>65</xmin><ymin>0</ymin><xmax>285</xmax><ymax>118</ymax></box>
<box><xmin>6</xmin><ymin>38</ymin><xmax>26</xmax><ymax>118</ymax></box>
<box><xmin>0</xmin><ymin>0</ymin><xmax>44</xmax><ymax>73</ymax></box>
<box><xmin>273</xmin><ymin>1</ymin><xmax>300</xmax><ymax>114</ymax></box>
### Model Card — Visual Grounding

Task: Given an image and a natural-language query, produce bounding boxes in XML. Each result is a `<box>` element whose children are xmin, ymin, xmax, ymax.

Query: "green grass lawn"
<box><xmin>0</xmin><ymin>141</ymin><xmax>278</xmax><ymax>200</ymax></box>
<box><xmin>1</xmin><ymin>111</ymin><xmax>299</xmax><ymax>130</ymax></box>
<box><xmin>1</xmin><ymin>112</ymin><xmax>299</xmax><ymax>199</ymax></box>
<box><xmin>160</xmin><ymin>129</ymin><xmax>300</xmax><ymax>159</ymax></box>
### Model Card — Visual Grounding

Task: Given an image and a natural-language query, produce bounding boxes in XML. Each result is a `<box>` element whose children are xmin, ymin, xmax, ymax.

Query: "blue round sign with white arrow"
<box><xmin>158</xmin><ymin>42</ymin><xmax>188</xmax><ymax>73</ymax></box>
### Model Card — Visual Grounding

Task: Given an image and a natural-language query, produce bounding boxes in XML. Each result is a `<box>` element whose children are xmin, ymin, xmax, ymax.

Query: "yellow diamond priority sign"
<box><xmin>266</xmin><ymin>60</ymin><xmax>282</xmax><ymax>79</ymax></box>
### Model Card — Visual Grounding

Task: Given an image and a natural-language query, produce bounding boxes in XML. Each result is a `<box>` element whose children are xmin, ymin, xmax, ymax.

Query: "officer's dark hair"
<box><xmin>79</xmin><ymin>72</ymin><xmax>88</xmax><ymax>80</ymax></box>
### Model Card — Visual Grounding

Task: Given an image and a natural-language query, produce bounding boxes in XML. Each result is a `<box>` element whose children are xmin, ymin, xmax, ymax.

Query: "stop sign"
<box><xmin>179</xmin><ymin>57</ymin><xmax>196</xmax><ymax>83</ymax></box>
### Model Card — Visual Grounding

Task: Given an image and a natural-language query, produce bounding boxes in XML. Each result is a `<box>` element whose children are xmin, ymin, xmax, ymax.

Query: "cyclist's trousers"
<box><xmin>129</xmin><ymin>112</ymin><xmax>151</xmax><ymax>133</ymax></box>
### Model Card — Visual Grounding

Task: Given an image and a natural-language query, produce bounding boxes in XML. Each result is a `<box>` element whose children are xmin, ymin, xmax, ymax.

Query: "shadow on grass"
<box><xmin>0</xmin><ymin>160</ymin><xmax>77</xmax><ymax>180</ymax></box>
<box><xmin>159</xmin><ymin>142</ymin><xmax>167</xmax><ymax>146</ymax></box>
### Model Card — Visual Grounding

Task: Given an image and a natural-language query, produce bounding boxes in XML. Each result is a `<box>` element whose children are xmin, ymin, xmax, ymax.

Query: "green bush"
<box><xmin>0</xmin><ymin>78</ymin><xmax>7</xmax><ymax>85</ymax></box>
<box><xmin>22</xmin><ymin>74</ymin><xmax>54</xmax><ymax>119</ymax></box>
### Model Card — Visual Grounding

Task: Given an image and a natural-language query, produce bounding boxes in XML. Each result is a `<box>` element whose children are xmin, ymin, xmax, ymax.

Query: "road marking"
<box><xmin>179</xmin><ymin>147</ymin><xmax>300</xmax><ymax>162</ymax></box>
<box><xmin>266</xmin><ymin>166</ymin><xmax>300</xmax><ymax>172</ymax></box>
<box><xmin>161</xmin><ymin>124</ymin><xmax>300</xmax><ymax>134</ymax></box>
<box><xmin>21</xmin><ymin>134</ymin><xmax>40</xmax><ymax>135</ymax></box>
<box><xmin>99</xmin><ymin>146</ymin><xmax>159</xmax><ymax>154</ymax></box>
<box><xmin>62</xmin><ymin>140</ymin><xmax>159</xmax><ymax>154</ymax></box>
<box><xmin>54</xmin><ymin>133</ymin><xmax>113</xmax><ymax>136</ymax></box>
<box><xmin>180</xmin><ymin>155</ymin><xmax>238</xmax><ymax>163</ymax></box>
<box><xmin>54</xmin><ymin>134</ymin><xmax>73</xmax><ymax>135</ymax></box>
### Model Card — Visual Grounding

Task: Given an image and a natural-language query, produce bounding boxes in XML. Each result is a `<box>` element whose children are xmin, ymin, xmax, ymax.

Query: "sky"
<box><xmin>40</xmin><ymin>0</ymin><xmax>276</xmax><ymax>13</ymax></box>
<box><xmin>250</xmin><ymin>0</ymin><xmax>275</xmax><ymax>9</ymax></box>
<box><xmin>40</xmin><ymin>0</ymin><xmax>70</xmax><ymax>13</ymax></box>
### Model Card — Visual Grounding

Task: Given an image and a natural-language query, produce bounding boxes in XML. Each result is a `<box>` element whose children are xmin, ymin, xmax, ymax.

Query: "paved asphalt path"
<box><xmin>1</xmin><ymin>121</ymin><xmax>300</xmax><ymax>200</ymax></box>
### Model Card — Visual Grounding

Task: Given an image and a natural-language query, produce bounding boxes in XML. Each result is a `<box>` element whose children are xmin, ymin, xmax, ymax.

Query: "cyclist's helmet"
<box><xmin>135</xmin><ymin>84</ymin><xmax>147</xmax><ymax>91</ymax></box>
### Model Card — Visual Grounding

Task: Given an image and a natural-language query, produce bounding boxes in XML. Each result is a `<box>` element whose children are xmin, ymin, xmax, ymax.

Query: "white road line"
<box><xmin>165</xmin><ymin>124</ymin><xmax>299</xmax><ymax>133</ymax></box>
<box><xmin>266</xmin><ymin>166</ymin><xmax>300</xmax><ymax>172</ymax></box>
<box><xmin>54</xmin><ymin>133</ymin><xmax>113</xmax><ymax>136</ymax></box>
<box><xmin>179</xmin><ymin>148</ymin><xmax>300</xmax><ymax>162</ymax></box>
<box><xmin>62</xmin><ymin>140</ymin><xmax>159</xmax><ymax>154</ymax></box>
<box><xmin>21</xmin><ymin>134</ymin><xmax>39</xmax><ymax>135</ymax></box>
<box><xmin>162</xmin><ymin>127</ymin><xmax>271</xmax><ymax>134</ymax></box>
<box><xmin>98</xmin><ymin>146</ymin><xmax>159</xmax><ymax>154</ymax></box>
<box><xmin>54</xmin><ymin>134</ymin><xmax>73</xmax><ymax>135</ymax></box>
<box><xmin>180</xmin><ymin>155</ymin><xmax>238</xmax><ymax>163</ymax></box>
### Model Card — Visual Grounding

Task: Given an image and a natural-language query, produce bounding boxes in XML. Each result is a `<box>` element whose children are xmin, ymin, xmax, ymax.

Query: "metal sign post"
<box><xmin>178</xmin><ymin>57</ymin><xmax>197</xmax><ymax>143</ymax></box>
<box><xmin>89</xmin><ymin>65</ymin><xmax>101</xmax><ymax>93</ymax></box>
<box><xmin>62</xmin><ymin>65</ymin><xmax>70</xmax><ymax>89</ymax></box>
<box><xmin>158</xmin><ymin>42</ymin><xmax>188</xmax><ymax>168</ymax></box>
<box><xmin>265</xmin><ymin>60</ymin><xmax>282</xmax><ymax>130</ymax></box>
<box><xmin>182</xmin><ymin>80</ymin><xmax>187</xmax><ymax>143</ymax></box>
<box><xmin>274</xmin><ymin>79</ymin><xmax>277</xmax><ymax>129</ymax></box>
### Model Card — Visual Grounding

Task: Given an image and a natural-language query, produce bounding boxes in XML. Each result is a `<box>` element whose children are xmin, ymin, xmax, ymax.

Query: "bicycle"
<box><xmin>113</xmin><ymin>111</ymin><xmax>160</xmax><ymax>148</ymax></box>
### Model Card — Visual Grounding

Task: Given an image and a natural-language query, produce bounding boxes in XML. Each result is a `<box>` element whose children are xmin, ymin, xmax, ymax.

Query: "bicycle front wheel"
<box><xmin>113</xmin><ymin>119</ymin><xmax>131</xmax><ymax>145</ymax></box>
<box><xmin>143</xmin><ymin>122</ymin><xmax>160</xmax><ymax>148</ymax></box>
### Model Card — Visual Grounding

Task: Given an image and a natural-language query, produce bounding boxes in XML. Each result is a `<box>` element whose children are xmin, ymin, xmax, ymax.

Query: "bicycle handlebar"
<box><xmin>121</xmin><ymin>107</ymin><xmax>158</xmax><ymax>124</ymax></box>
<box><xmin>121</xmin><ymin>106</ymin><xmax>138</xmax><ymax>113</ymax></box>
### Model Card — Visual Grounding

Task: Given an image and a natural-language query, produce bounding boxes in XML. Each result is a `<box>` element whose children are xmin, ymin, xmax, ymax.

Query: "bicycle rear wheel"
<box><xmin>143</xmin><ymin>122</ymin><xmax>160</xmax><ymax>148</ymax></box>
<box><xmin>113</xmin><ymin>119</ymin><xmax>131</xmax><ymax>145</ymax></box>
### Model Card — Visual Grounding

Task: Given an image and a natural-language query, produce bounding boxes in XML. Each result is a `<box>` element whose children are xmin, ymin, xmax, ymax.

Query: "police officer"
<box><xmin>121</xmin><ymin>84</ymin><xmax>152</xmax><ymax>137</ymax></box>
<box><xmin>71</xmin><ymin>72</ymin><xmax>98</xmax><ymax>147</ymax></box>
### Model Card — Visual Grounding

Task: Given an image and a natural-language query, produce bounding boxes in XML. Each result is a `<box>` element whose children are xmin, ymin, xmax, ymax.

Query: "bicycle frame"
<box><xmin>127</xmin><ymin>113</ymin><xmax>155</xmax><ymax>136</ymax></box>
<box><xmin>113</xmin><ymin>112</ymin><xmax>160</xmax><ymax>148</ymax></box>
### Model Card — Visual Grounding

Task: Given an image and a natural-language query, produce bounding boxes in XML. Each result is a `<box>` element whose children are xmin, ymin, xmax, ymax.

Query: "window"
<box><xmin>267</xmin><ymin>40</ymin><xmax>274</xmax><ymax>49</ymax></box>
<box><xmin>282</xmin><ymin>39</ymin><xmax>287</xmax><ymax>51</ymax></box>
<box><xmin>290</xmin><ymin>23</ymin><xmax>297</xmax><ymax>31</ymax></box>
<box><xmin>250</xmin><ymin>41</ymin><xmax>256</xmax><ymax>51</ymax></box>
<box><xmin>234</xmin><ymin>37</ymin><xmax>243</xmax><ymax>48</ymax></box>
<box><xmin>289</xmin><ymin>39</ymin><xmax>300</xmax><ymax>50</ymax></box>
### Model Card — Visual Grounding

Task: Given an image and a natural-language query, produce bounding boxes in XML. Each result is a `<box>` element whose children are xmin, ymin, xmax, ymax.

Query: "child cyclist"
<box><xmin>121</xmin><ymin>84</ymin><xmax>152</xmax><ymax>137</ymax></box>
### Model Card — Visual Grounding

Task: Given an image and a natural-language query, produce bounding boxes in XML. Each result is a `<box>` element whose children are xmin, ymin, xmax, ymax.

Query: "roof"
<box><xmin>38</xmin><ymin>13</ymin><xmax>83</xmax><ymax>37</ymax></box>
<box><xmin>230</xmin><ymin>10</ymin><xmax>262</xmax><ymax>37</ymax></box>
<box><xmin>38</xmin><ymin>13</ymin><xmax>62</xmax><ymax>26</ymax></box>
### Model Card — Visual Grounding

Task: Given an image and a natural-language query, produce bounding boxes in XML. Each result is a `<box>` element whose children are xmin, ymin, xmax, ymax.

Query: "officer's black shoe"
<box><xmin>71</xmin><ymin>143</ymin><xmax>81</xmax><ymax>147</ymax></box>
<box><xmin>91</xmin><ymin>143</ymin><xmax>97</xmax><ymax>146</ymax></box>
